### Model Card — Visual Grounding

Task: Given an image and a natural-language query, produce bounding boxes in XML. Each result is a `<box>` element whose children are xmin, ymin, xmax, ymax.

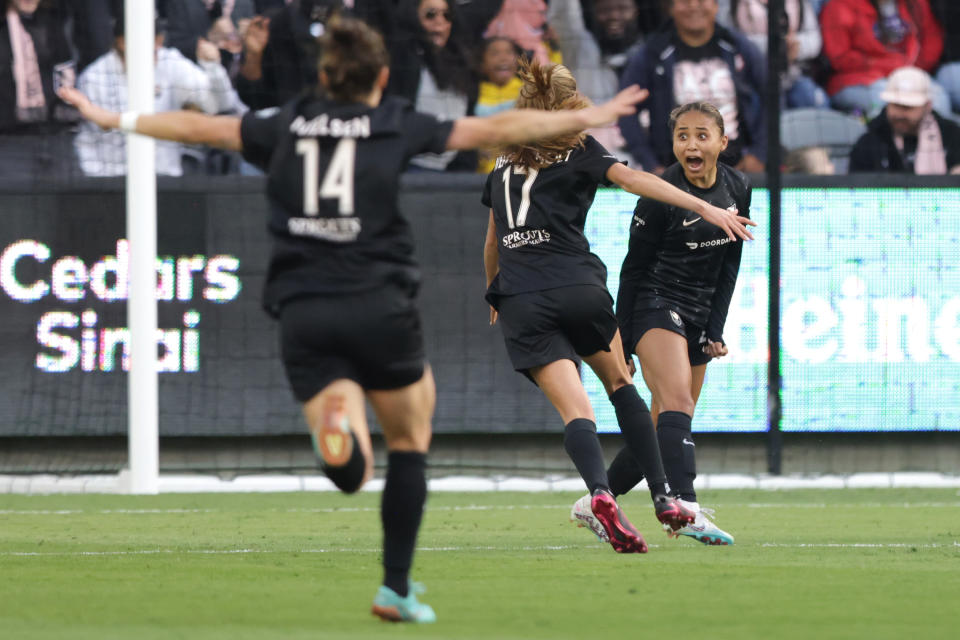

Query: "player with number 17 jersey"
<box><xmin>482</xmin><ymin>134</ymin><xmax>618</xmax><ymax>300</ymax></box>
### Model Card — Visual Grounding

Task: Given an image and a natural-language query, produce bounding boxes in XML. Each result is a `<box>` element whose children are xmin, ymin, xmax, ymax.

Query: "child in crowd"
<box><xmin>476</xmin><ymin>36</ymin><xmax>523</xmax><ymax>172</ymax></box>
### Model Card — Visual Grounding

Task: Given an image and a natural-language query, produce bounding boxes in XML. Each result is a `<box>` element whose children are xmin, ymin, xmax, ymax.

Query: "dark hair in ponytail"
<box><xmin>317</xmin><ymin>15</ymin><xmax>390</xmax><ymax>103</ymax></box>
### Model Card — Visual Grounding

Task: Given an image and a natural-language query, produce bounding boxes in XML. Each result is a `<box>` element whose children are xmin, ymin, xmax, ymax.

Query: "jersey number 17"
<box><xmin>502</xmin><ymin>166</ymin><xmax>539</xmax><ymax>229</ymax></box>
<box><xmin>296</xmin><ymin>138</ymin><xmax>356</xmax><ymax>216</ymax></box>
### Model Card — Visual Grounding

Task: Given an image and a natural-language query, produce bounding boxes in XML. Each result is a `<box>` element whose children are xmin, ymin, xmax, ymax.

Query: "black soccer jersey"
<box><xmin>240</xmin><ymin>94</ymin><xmax>454</xmax><ymax>315</ymax></box>
<box><xmin>482</xmin><ymin>135</ymin><xmax>622</xmax><ymax>298</ymax></box>
<box><xmin>617</xmin><ymin>162</ymin><xmax>751</xmax><ymax>343</ymax></box>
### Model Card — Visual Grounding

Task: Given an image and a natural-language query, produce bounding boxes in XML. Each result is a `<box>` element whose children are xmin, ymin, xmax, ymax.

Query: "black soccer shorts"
<box><xmin>494</xmin><ymin>284</ymin><xmax>618</xmax><ymax>380</ymax></box>
<box><xmin>278</xmin><ymin>284</ymin><xmax>426</xmax><ymax>402</ymax></box>
<box><xmin>627</xmin><ymin>307</ymin><xmax>712</xmax><ymax>367</ymax></box>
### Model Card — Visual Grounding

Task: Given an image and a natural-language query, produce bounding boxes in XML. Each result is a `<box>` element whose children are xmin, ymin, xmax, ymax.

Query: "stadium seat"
<box><xmin>781</xmin><ymin>108</ymin><xmax>867</xmax><ymax>174</ymax></box>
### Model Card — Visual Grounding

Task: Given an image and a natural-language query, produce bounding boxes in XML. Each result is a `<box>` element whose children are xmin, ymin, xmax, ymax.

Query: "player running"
<box><xmin>59</xmin><ymin>16</ymin><xmax>652</xmax><ymax>623</ymax></box>
<box><xmin>483</xmin><ymin>64</ymin><xmax>754</xmax><ymax>553</ymax></box>
<box><xmin>570</xmin><ymin>102</ymin><xmax>750</xmax><ymax>546</ymax></box>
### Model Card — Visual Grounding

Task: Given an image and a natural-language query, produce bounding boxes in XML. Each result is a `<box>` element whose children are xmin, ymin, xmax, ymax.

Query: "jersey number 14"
<box><xmin>296</xmin><ymin>138</ymin><xmax>356</xmax><ymax>216</ymax></box>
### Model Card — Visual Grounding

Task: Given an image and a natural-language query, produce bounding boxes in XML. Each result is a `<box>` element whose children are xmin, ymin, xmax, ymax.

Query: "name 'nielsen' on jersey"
<box><xmin>619</xmin><ymin>162</ymin><xmax>751</xmax><ymax>333</ymax></box>
<box><xmin>482</xmin><ymin>135</ymin><xmax>623</xmax><ymax>298</ymax></box>
<box><xmin>239</xmin><ymin>95</ymin><xmax>453</xmax><ymax>315</ymax></box>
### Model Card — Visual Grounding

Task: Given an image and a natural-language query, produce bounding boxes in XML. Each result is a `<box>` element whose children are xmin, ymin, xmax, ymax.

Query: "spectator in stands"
<box><xmin>821</xmin><ymin>0</ymin><xmax>950</xmax><ymax>116</ymax></box>
<box><xmin>930</xmin><ymin>0</ymin><xmax>960</xmax><ymax>114</ymax></box>
<box><xmin>849</xmin><ymin>66</ymin><xmax>960</xmax><ymax>173</ymax></box>
<box><xmin>483</xmin><ymin>0</ymin><xmax>558</xmax><ymax>65</ymax></box>
<box><xmin>784</xmin><ymin>145</ymin><xmax>835</xmax><ymax>174</ymax></box>
<box><xmin>0</xmin><ymin>0</ymin><xmax>80</xmax><ymax>180</ymax></box>
<box><xmin>162</xmin><ymin>1</ymin><xmax>254</xmax><ymax>74</ymax></box>
<box><xmin>549</xmin><ymin>0</ymin><xmax>647</xmax><ymax>106</ymax></box>
<box><xmin>71</xmin><ymin>0</ymin><xmax>116</xmax><ymax>73</ymax></box>
<box><xmin>548</xmin><ymin>0</ymin><xmax>653</xmax><ymax>160</ymax></box>
<box><xmin>388</xmin><ymin>0</ymin><xmax>478</xmax><ymax>171</ymax></box>
<box><xmin>236</xmin><ymin>0</ymin><xmax>396</xmax><ymax>110</ymax></box>
<box><xmin>475</xmin><ymin>36</ymin><xmax>522</xmax><ymax>173</ymax></box>
<box><xmin>74</xmin><ymin>13</ymin><xmax>243</xmax><ymax>176</ymax></box>
<box><xmin>619</xmin><ymin>0</ymin><xmax>767</xmax><ymax>174</ymax></box>
<box><xmin>726</xmin><ymin>0</ymin><xmax>827</xmax><ymax>108</ymax></box>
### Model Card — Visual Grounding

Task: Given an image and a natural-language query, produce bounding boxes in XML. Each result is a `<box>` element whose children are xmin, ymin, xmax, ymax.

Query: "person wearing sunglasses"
<box><xmin>387</xmin><ymin>0</ymin><xmax>479</xmax><ymax>171</ymax></box>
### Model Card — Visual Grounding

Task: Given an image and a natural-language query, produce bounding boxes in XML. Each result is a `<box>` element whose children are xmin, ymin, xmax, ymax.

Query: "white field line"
<box><xmin>1</xmin><ymin>502</ymin><xmax>959</xmax><ymax>516</ymax></box>
<box><xmin>2</xmin><ymin>541</ymin><xmax>958</xmax><ymax>558</ymax></box>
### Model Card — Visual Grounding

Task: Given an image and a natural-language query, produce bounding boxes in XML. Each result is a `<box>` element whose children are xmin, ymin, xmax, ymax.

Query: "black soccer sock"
<box><xmin>605</xmin><ymin>446</ymin><xmax>645</xmax><ymax>498</ymax></box>
<box><xmin>381</xmin><ymin>451</ymin><xmax>428</xmax><ymax>598</ymax></box>
<box><xmin>609</xmin><ymin>385</ymin><xmax>669</xmax><ymax>499</ymax></box>
<box><xmin>320</xmin><ymin>432</ymin><xmax>366</xmax><ymax>494</ymax></box>
<box><xmin>657</xmin><ymin>411</ymin><xmax>697</xmax><ymax>502</ymax></box>
<box><xmin>563</xmin><ymin>418</ymin><xmax>609</xmax><ymax>495</ymax></box>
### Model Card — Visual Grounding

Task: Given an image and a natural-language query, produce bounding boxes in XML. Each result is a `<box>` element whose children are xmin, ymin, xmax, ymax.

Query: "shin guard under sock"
<box><xmin>657</xmin><ymin>411</ymin><xmax>697</xmax><ymax>502</ymax></box>
<box><xmin>563</xmin><ymin>418</ymin><xmax>609</xmax><ymax>495</ymax></box>
<box><xmin>381</xmin><ymin>451</ymin><xmax>427</xmax><ymax>597</ymax></box>
<box><xmin>609</xmin><ymin>385</ymin><xmax>669</xmax><ymax>497</ymax></box>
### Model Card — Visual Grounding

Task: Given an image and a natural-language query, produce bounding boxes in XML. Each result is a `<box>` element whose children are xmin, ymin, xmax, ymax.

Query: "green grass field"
<box><xmin>1</xmin><ymin>488</ymin><xmax>957</xmax><ymax>639</ymax></box>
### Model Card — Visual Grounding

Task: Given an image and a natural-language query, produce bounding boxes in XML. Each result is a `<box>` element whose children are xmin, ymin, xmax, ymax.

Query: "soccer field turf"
<box><xmin>0</xmin><ymin>488</ymin><xmax>957</xmax><ymax>639</ymax></box>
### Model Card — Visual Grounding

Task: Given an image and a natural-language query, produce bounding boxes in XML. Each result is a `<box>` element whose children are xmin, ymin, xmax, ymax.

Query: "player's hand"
<box><xmin>700</xmin><ymin>203</ymin><xmax>756</xmax><ymax>242</ymax></box>
<box><xmin>57</xmin><ymin>87</ymin><xmax>118</xmax><ymax>130</ymax></box>
<box><xmin>627</xmin><ymin>358</ymin><xmax>636</xmax><ymax>377</ymax></box>
<box><xmin>703</xmin><ymin>340</ymin><xmax>728</xmax><ymax>358</ymax></box>
<box><xmin>489</xmin><ymin>306</ymin><xmax>498</xmax><ymax>326</ymax></box>
<box><xmin>582</xmin><ymin>85</ymin><xmax>649</xmax><ymax>127</ymax></box>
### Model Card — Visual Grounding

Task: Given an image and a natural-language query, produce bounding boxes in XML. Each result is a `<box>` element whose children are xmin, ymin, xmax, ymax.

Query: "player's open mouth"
<box><xmin>685</xmin><ymin>157</ymin><xmax>704</xmax><ymax>171</ymax></box>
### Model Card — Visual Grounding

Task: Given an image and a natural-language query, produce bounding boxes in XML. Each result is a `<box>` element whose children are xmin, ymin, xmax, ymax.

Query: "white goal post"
<box><xmin>122</xmin><ymin>0</ymin><xmax>159</xmax><ymax>494</ymax></box>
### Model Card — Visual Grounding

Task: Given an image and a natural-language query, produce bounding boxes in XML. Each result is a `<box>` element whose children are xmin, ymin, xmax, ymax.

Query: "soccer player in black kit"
<box><xmin>59</xmin><ymin>16</ymin><xmax>651</xmax><ymax>623</ymax></box>
<box><xmin>571</xmin><ymin>102</ymin><xmax>750</xmax><ymax>546</ymax></box>
<box><xmin>483</xmin><ymin>64</ymin><xmax>754</xmax><ymax>553</ymax></box>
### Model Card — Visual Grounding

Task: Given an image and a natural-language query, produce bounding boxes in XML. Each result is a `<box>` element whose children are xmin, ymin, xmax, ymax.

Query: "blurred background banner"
<box><xmin>585</xmin><ymin>182</ymin><xmax>960</xmax><ymax>433</ymax></box>
<box><xmin>2</xmin><ymin>176</ymin><xmax>958</xmax><ymax>438</ymax></box>
<box><xmin>584</xmin><ymin>181</ymin><xmax>960</xmax><ymax>432</ymax></box>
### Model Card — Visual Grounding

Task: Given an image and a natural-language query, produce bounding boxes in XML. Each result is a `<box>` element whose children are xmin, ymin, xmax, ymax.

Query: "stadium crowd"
<box><xmin>2</xmin><ymin>0</ymin><xmax>959</xmax><ymax>178</ymax></box>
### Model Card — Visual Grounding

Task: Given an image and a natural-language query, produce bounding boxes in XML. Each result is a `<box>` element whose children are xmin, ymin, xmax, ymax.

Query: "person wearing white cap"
<box><xmin>849</xmin><ymin>66</ymin><xmax>960</xmax><ymax>173</ymax></box>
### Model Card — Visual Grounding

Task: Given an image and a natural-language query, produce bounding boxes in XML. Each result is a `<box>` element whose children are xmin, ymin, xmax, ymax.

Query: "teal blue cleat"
<box><xmin>371</xmin><ymin>582</ymin><xmax>436</xmax><ymax>623</ymax></box>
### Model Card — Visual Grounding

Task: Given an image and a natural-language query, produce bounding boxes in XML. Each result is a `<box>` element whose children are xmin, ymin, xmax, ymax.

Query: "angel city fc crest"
<box><xmin>669</xmin><ymin>310</ymin><xmax>683</xmax><ymax>327</ymax></box>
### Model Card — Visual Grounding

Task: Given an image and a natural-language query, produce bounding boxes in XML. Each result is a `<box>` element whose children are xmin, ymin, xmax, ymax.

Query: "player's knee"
<box><xmin>602</xmin><ymin>375</ymin><xmax>633</xmax><ymax>396</ymax></box>
<box><xmin>658</xmin><ymin>394</ymin><xmax>695</xmax><ymax>416</ymax></box>
<box><xmin>383</xmin><ymin>426</ymin><xmax>431</xmax><ymax>454</ymax></box>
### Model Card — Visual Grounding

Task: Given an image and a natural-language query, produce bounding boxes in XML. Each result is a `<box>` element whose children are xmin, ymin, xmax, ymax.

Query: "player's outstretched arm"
<box><xmin>58</xmin><ymin>87</ymin><xmax>243</xmax><ymax>151</ymax></box>
<box><xmin>445</xmin><ymin>85</ymin><xmax>648</xmax><ymax>151</ymax></box>
<box><xmin>605</xmin><ymin>163</ymin><xmax>756</xmax><ymax>241</ymax></box>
